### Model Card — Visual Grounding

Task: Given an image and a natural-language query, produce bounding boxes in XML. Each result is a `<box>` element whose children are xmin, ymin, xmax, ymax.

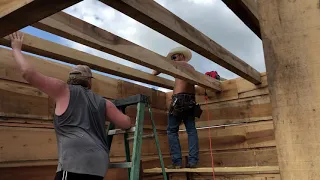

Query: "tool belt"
<box><xmin>169</xmin><ymin>93</ymin><xmax>202</xmax><ymax>118</ymax></box>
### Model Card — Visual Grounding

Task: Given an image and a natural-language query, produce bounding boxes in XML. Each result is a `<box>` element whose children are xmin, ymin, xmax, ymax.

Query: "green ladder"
<box><xmin>106</xmin><ymin>94</ymin><xmax>167</xmax><ymax>180</ymax></box>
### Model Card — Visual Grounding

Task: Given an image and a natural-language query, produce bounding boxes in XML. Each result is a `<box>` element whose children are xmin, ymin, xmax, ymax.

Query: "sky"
<box><xmin>20</xmin><ymin>0</ymin><xmax>265</xmax><ymax>92</ymax></box>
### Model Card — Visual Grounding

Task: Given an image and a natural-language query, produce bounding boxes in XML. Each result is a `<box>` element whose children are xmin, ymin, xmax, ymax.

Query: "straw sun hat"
<box><xmin>167</xmin><ymin>47</ymin><xmax>192</xmax><ymax>62</ymax></box>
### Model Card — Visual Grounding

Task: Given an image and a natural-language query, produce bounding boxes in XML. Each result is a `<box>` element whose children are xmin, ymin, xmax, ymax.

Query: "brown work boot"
<box><xmin>166</xmin><ymin>164</ymin><xmax>181</xmax><ymax>169</ymax></box>
<box><xmin>186</xmin><ymin>163</ymin><xmax>197</xmax><ymax>168</ymax></box>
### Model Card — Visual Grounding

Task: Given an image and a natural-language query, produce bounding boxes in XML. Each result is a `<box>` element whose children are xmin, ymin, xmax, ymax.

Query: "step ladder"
<box><xmin>106</xmin><ymin>94</ymin><xmax>167</xmax><ymax>180</ymax></box>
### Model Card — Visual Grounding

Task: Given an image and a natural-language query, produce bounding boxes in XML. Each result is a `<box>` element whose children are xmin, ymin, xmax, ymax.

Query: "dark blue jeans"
<box><xmin>167</xmin><ymin>113</ymin><xmax>199</xmax><ymax>166</ymax></box>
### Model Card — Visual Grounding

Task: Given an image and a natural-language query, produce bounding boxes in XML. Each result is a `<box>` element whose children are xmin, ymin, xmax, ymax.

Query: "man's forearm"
<box><xmin>12</xmin><ymin>49</ymin><xmax>34</xmax><ymax>75</ymax></box>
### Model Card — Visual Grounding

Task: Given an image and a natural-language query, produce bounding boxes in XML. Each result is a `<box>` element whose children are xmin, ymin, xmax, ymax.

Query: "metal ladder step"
<box><xmin>109</xmin><ymin>162</ymin><xmax>132</xmax><ymax>169</ymax></box>
<box><xmin>127</xmin><ymin>133</ymin><xmax>154</xmax><ymax>141</ymax></box>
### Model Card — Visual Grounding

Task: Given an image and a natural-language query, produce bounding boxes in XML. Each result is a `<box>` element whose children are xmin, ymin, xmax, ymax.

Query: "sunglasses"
<box><xmin>171</xmin><ymin>54</ymin><xmax>180</xmax><ymax>60</ymax></box>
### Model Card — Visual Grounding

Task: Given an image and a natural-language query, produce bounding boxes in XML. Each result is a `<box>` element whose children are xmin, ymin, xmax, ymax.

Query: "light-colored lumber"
<box><xmin>258</xmin><ymin>0</ymin><xmax>320</xmax><ymax>179</ymax></box>
<box><xmin>33</xmin><ymin>12</ymin><xmax>221</xmax><ymax>91</ymax></box>
<box><xmin>0</xmin><ymin>33</ymin><xmax>175</xmax><ymax>90</ymax></box>
<box><xmin>0</xmin><ymin>0</ymin><xmax>81</xmax><ymax>37</ymax></box>
<box><xmin>171</xmin><ymin>174</ymin><xmax>281</xmax><ymax>180</ymax></box>
<box><xmin>99</xmin><ymin>0</ymin><xmax>261</xmax><ymax>84</ymax></box>
<box><xmin>144</xmin><ymin>166</ymin><xmax>279</xmax><ymax>174</ymax></box>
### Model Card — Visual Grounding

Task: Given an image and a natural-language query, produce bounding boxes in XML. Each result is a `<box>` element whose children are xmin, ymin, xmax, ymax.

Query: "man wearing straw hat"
<box><xmin>9</xmin><ymin>31</ymin><xmax>132</xmax><ymax>179</ymax></box>
<box><xmin>152</xmin><ymin>47</ymin><xmax>200</xmax><ymax>169</ymax></box>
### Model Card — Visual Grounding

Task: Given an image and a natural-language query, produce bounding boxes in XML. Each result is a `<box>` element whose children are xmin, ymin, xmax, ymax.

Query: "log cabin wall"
<box><xmin>0</xmin><ymin>47</ymin><xmax>278</xmax><ymax>179</ymax></box>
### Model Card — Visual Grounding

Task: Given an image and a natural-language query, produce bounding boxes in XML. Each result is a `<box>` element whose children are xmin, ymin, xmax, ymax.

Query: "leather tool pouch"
<box><xmin>169</xmin><ymin>96</ymin><xmax>203</xmax><ymax>118</ymax></box>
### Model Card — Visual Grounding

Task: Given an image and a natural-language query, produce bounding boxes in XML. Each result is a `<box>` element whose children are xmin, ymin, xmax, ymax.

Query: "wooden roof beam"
<box><xmin>33</xmin><ymin>12</ymin><xmax>221</xmax><ymax>91</ymax></box>
<box><xmin>0</xmin><ymin>0</ymin><xmax>82</xmax><ymax>38</ymax></box>
<box><xmin>221</xmin><ymin>0</ymin><xmax>261</xmax><ymax>39</ymax></box>
<box><xmin>0</xmin><ymin>33</ymin><xmax>175</xmax><ymax>90</ymax></box>
<box><xmin>100</xmin><ymin>0</ymin><xmax>261</xmax><ymax>85</ymax></box>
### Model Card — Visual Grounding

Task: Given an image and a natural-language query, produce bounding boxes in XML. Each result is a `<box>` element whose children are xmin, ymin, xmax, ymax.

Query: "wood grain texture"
<box><xmin>170</xmin><ymin>173</ymin><xmax>280</xmax><ymax>180</ymax></box>
<box><xmin>0</xmin><ymin>165</ymin><xmax>129</xmax><ymax>180</ymax></box>
<box><xmin>100</xmin><ymin>0</ymin><xmax>261</xmax><ymax>84</ymax></box>
<box><xmin>0</xmin><ymin>47</ymin><xmax>120</xmax><ymax>99</ymax></box>
<box><xmin>144</xmin><ymin>166</ymin><xmax>279</xmax><ymax>174</ymax></box>
<box><xmin>33</xmin><ymin>12</ymin><xmax>221</xmax><ymax>91</ymax></box>
<box><xmin>0</xmin><ymin>33</ymin><xmax>175</xmax><ymax>90</ymax></box>
<box><xmin>0</xmin><ymin>121</ymin><xmax>275</xmax><ymax>163</ymax></box>
<box><xmin>258</xmin><ymin>0</ymin><xmax>320</xmax><ymax>179</ymax></box>
<box><xmin>0</xmin><ymin>0</ymin><xmax>81</xmax><ymax>37</ymax></box>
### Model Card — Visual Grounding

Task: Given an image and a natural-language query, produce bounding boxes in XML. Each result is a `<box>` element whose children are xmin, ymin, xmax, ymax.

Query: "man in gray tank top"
<box><xmin>9</xmin><ymin>32</ymin><xmax>132</xmax><ymax>180</ymax></box>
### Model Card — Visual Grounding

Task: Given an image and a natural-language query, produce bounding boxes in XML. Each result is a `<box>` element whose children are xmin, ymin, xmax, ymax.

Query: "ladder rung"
<box><xmin>109</xmin><ymin>162</ymin><xmax>132</xmax><ymax>169</ymax></box>
<box><xmin>127</xmin><ymin>133</ymin><xmax>154</xmax><ymax>141</ymax></box>
<box><xmin>108</xmin><ymin>126</ymin><xmax>136</xmax><ymax>135</ymax></box>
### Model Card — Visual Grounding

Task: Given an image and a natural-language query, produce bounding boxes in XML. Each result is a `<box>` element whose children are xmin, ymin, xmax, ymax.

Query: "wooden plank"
<box><xmin>99</xmin><ymin>0</ymin><xmax>261</xmax><ymax>84</ymax></box>
<box><xmin>0</xmin><ymin>121</ymin><xmax>275</xmax><ymax>163</ymax></box>
<box><xmin>0</xmin><ymin>165</ymin><xmax>128</xmax><ymax>180</ymax></box>
<box><xmin>221</xmin><ymin>0</ymin><xmax>260</xmax><ymax>38</ymax></box>
<box><xmin>195</xmin><ymin>79</ymin><xmax>239</xmax><ymax>104</ymax></box>
<box><xmin>0</xmin><ymin>0</ymin><xmax>81</xmax><ymax>37</ymax></box>
<box><xmin>0</xmin><ymin>33</ymin><xmax>175</xmax><ymax>90</ymax></box>
<box><xmin>140</xmin><ymin>147</ymin><xmax>277</xmax><ymax>169</ymax></box>
<box><xmin>143</xmin><ymin>166</ymin><xmax>279</xmax><ymax>174</ymax></box>
<box><xmin>119</xmin><ymin>81</ymin><xmax>167</xmax><ymax>110</ymax></box>
<box><xmin>195</xmin><ymin>95</ymin><xmax>272</xmax><ymax>126</ymax></box>
<box><xmin>171</xmin><ymin>174</ymin><xmax>281</xmax><ymax>180</ymax></box>
<box><xmin>236</xmin><ymin>73</ymin><xmax>268</xmax><ymax>94</ymax></box>
<box><xmin>0</xmin><ymin>79</ymin><xmax>49</xmax><ymax>120</ymax></box>
<box><xmin>0</xmin><ymin>47</ymin><xmax>120</xmax><ymax>99</ymax></box>
<box><xmin>33</xmin><ymin>12</ymin><xmax>221</xmax><ymax>91</ymax></box>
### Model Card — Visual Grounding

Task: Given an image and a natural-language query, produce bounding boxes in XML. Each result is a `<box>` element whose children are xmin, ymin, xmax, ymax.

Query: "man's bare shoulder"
<box><xmin>174</xmin><ymin>61</ymin><xmax>195</xmax><ymax>70</ymax></box>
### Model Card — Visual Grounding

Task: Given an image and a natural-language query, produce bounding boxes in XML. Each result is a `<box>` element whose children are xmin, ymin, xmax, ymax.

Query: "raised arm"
<box><xmin>105</xmin><ymin>100</ymin><xmax>132</xmax><ymax>129</ymax></box>
<box><xmin>9</xmin><ymin>32</ymin><xmax>68</xmax><ymax>101</ymax></box>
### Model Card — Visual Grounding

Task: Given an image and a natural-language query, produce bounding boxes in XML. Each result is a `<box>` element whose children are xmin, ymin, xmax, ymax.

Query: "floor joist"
<box><xmin>33</xmin><ymin>12</ymin><xmax>221</xmax><ymax>91</ymax></box>
<box><xmin>0</xmin><ymin>0</ymin><xmax>81</xmax><ymax>38</ymax></box>
<box><xmin>100</xmin><ymin>0</ymin><xmax>262</xmax><ymax>85</ymax></box>
<box><xmin>0</xmin><ymin>33</ymin><xmax>175</xmax><ymax>90</ymax></box>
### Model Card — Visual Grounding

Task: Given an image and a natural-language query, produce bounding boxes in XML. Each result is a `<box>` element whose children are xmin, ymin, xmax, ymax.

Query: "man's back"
<box><xmin>54</xmin><ymin>85</ymin><xmax>109</xmax><ymax>177</ymax></box>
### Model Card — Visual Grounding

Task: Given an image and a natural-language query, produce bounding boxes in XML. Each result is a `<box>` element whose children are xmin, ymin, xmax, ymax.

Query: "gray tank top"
<box><xmin>53</xmin><ymin>85</ymin><xmax>109</xmax><ymax>177</ymax></box>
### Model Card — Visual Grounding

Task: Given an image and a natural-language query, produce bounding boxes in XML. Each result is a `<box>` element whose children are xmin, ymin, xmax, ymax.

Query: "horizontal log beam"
<box><xmin>33</xmin><ymin>12</ymin><xmax>221</xmax><ymax>91</ymax></box>
<box><xmin>0</xmin><ymin>33</ymin><xmax>175</xmax><ymax>90</ymax></box>
<box><xmin>144</xmin><ymin>166</ymin><xmax>279</xmax><ymax>174</ymax></box>
<box><xmin>100</xmin><ymin>0</ymin><xmax>261</xmax><ymax>84</ymax></box>
<box><xmin>0</xmin><ymin>0</ymin><xmax>81</xmax><ymax>37</ymax></box>
<box><xmin>221</xmin><ymin>0</ymin><xmax>261</xmax><ymax>38</ymax></box>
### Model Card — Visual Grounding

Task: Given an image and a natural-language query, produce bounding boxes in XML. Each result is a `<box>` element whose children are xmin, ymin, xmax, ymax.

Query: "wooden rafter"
<box><xmin>0</xmin><ymin>0</ymin><xmax>82</xmax><ymax>38</ymax></box>
<box><xmin>100</xmin><ymin>0</ymin><xmax>262</xmax><ymax>85</ymax></box>
<box><xmin>33</xmin><ymin>12</ymin><xmax>221</xmax><ymax>91</ymax></box>
<box><xmin>221</xmin><ymin>0</ymin><xmax>260</xmax><ymax>39</ymax></box>
<box><xmin>0</xmin><ymin>33</ymin><xmax>175</xmax><ymax>89</ymax></box>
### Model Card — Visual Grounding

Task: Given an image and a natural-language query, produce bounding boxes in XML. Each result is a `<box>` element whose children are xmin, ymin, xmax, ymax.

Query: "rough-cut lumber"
<box><xmin>141</xmin><ymin>147</ymin><xmax>277</xmax><ymax>169</ymax></box>
<box><xmin>0</xmin><ymin>47</ymin><xmax>120</xmax><ymax>99</ymax></box>
<box><xmin>221</xmin><ymin>0</ymin><xmax>260</xmax><ymax>38</ymax></box>
<box><xmin>0</xmin><ymin>79</ymin><xmax>49</xmax><ymax>120</ymax></box>
<box><xmin>0</xmin><ymin>165</ymin><xmax>128</xmax><ymax>180</ymax></box>
<box><xmin>170</xmin><ymin>174</ymin><xmax>281</xmax><ymax>180</ymax></box>
<box><xmin>99</xmin><ymin>0</ymin><xmax>261</xmax><ymax>84</ymax></box>
<box><xmin>144</xmin><ymin>166</ymin><xmax>279</xmax><ymax>174</ymax></box>
<box><xmin>0</xmin><ymin>33</ymin><xmax>175</xmax><ymax>90</ymax></box>
<box><xmin>0</xmin><ymin>121</ymin><xmax>275</xmax><ymax>164</ymax></box>
<box><xmin>0</xmin><ymin>0</ymin><xmax>81</xmax><ymax>37</ymax></box>
<box><xmin>258</xmin><ymin>0</ymin><xmax>320</xmax><ymax>179</ymax></box>
<box><xmin>33</xmin><ymin>12</ymin><xmax>221</xmax><ymax>91</ymax></box>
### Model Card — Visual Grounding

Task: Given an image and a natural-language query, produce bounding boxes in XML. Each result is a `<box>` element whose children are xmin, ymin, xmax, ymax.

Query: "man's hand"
<box><xmin>9</xmin><ymin>31</ymin><xmax>24</xmax><ymax>51</ymax></box>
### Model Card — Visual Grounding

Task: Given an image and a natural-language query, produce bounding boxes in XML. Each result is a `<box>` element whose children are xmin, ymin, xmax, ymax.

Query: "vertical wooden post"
<box><xmin>258</xmin><ymin>0</ymin><xmax>320</xmax><ymax>179</ymax></box>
